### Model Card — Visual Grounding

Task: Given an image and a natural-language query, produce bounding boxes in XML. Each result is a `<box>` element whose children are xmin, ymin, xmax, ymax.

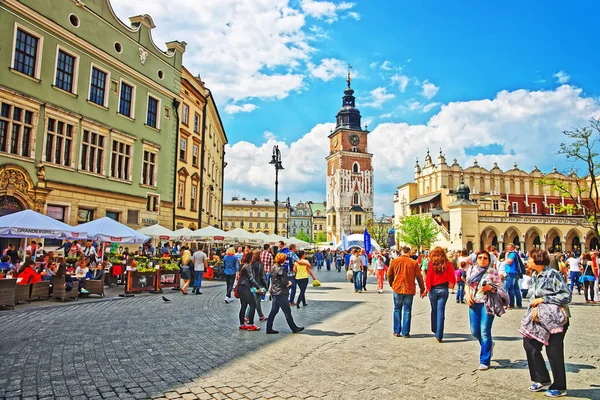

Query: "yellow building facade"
<box><xmin>175</xmin><ymin>67</ymin><xmax>227</xmax><ymax>230</ymax></box>
<box><xmin>223</xmin><ymin>197</ymin><xmax>288</xmax><ymax>236</ymax></box>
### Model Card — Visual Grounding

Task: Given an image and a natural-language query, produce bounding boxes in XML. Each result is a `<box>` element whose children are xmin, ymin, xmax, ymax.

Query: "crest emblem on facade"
<box><xmin>139</xmin><ymin>48</ymin><xmax>149</xmax><ymax>64</ymax></box>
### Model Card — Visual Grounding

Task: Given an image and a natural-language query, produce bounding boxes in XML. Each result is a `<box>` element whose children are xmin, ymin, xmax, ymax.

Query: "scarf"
<box><xmin>466</xmin><ymin>265</ymin><xmax>489</xmax><ymax>286</ymax></box>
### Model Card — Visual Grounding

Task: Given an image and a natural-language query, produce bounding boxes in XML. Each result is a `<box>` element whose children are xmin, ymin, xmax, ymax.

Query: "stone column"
<box><xmin>580</xmin><ymin>237</ymin><xmax>585</xmax><ymax>253</ymax></box>
<box><xmin>498</xmin><ymin>241</ymin><xmax>504</xmax><ymax>252</ymax></box>
<box><xmin>540</xmin><ymin>242</ymin><xmax>546</xmax><ymax>250</ymax></box>
<box><xmin>561</xmin><ymin>241</ymin><xmax>567</xmax><ymax>252</ymax></box>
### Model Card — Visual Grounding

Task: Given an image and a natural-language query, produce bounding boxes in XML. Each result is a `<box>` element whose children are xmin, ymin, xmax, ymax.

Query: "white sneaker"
<box><xmin>478</xmin><ymin>364</ymin><xmax>489</xmax><ymax>371</ymax></box>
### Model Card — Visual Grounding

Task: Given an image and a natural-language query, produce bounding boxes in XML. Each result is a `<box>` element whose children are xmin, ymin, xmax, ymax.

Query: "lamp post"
<box><xmin>286</xmin><ymin>197</ymin><xmax>292</xmax><ymax>238</ymax></box>
<box><xmin>270</xmin><ymin>145</ymin><xmax>284</xmax><ymax>235</ymax></box>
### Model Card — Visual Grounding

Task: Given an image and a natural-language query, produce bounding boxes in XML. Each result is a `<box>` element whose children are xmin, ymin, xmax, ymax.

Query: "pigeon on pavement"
<box><xmin>162</xmin><ymin>296</ymin><xmax>171</xmax><ymax>302</ymax></box>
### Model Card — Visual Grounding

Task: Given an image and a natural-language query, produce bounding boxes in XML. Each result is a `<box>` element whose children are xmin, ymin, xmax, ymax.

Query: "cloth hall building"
<box><xmin>394</xmin><ymin>150</ymin><xmax>599</xmax><ymax>253</ymax></box>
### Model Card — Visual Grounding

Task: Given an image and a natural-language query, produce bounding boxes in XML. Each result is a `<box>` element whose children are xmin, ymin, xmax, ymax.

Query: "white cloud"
<box><xmin>346</xmin><ymin>11</ymin><xmax>361</xmax><ymax>20</ymax></box>
<box><xmin>380</xmin><ymin>61</ymin><xmax>392</xmax><ymax>71</ymax></box>
<box><xmin>380</xmin><ymin>113</ymin><xmax>393</xmax><ymax>119</ymax></box>
<box><xmin>553</xmin><ymin>70</ymin><xmax>570</xmax><ymax>84</ymax></box>
<box><xmin>224</xmin><ymin>103</ymin><xmax>259</xmax><ymax>114</ymax></box>
<box><xmin>421</xmin><ymin>80</ymin><xmax>439</xmax><ymax>99</ymax></box>
<box><xmin>300</xmin><ymin>0</ymin><xmax>358</xmax><ymax>23</ymax></box>
<box><xmin>263</xmin><ymin>131</ymin><xmax>277</xmax><ymax>140</ymax></box>
<box><xmin>422</xmin><ymin>102</ymin><xmax>440</xmax><ymax>112</ymax></box>
<box><xmin>225</xmin><ymin>85</ymin><xmax>600</xmax><ymax>215</ymax></box>
<box><xmin>407</xmin><ymin>101</ymin><xmax>421</xmax><ymax>111</ymax></box>
<box><xmin>391</xmin><ymin>74</ymin><xmax>409</xmax><ymax>92</ymax></box>
<box><xmin>112</xmin><ymin>0</ymin><xmax>353</xmax><ymax>104</ymax></box>
<box><xmin>307</xmin><ymin>58</ymin><xmax>351</xmax><ymax>81</ymax></box>
<box><xmin>362</xmin><ymin>87</ymin><xmax>395</xmax><ymax>108</ymax></box>
<box><xmin>369</xmin><ymin>61</ymin><xmax>378</xmax><ymax>69</ymax></box>
<box><xmin>370</xmin><ymin>85</ymin><xmax>600</xmax><ymax>192</ymax></box>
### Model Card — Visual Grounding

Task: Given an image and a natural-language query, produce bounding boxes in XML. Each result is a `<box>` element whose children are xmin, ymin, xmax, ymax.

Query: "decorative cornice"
<box><xmin>478</xmin><ymin>215</ymin><xmax>584</xmax><ymax>226</ymax></box>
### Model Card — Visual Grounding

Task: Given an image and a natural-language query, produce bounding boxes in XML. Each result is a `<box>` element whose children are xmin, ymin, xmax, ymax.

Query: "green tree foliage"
<box><xmin>296</xmin><ymin>230</ymin><xmax>311</xmax><ymax>243</ymax></box>
<box><xmin>366</xmin><ymin>215</ymin><xmax>392</xmax><ymax>248</ymax></box>
<box><xmin>396</xmin><ymin>215</ymin><xmax>439</xmax><ymax>251</ymax></box>
<box><xmin>314</xmin><ymin>232</ymin><xmax>327</xmax><ymax>243</ymax></box>
<box><xmin>539</xmin><ymin>119</ymin><xmax>600</xmax><ymax>235</ymax></box>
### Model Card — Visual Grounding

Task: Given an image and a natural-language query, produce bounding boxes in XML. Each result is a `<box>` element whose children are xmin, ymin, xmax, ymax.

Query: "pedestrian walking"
<box><xmin>223</xmin><ymin>247</ymin><xmax>240</xmax><ymax>303</ymax></box>
<box><xmin>374</xmin><ymin>254</ymin><xmax>387</xmax><ymax>293</ymax></box>
<box><xmin>520</xmin><ymin>250</ymin><xmax>572</xmax><ymax>398</ymax></box>
<box><xmin>387</xmin><ymin>246</ymin><xmax>426</xmax><ymax>337</ymax></box>
<box><xmin>179</xmin><ymin>247</ymin><xmax>192</xmax><ymax>295</ymax></box>
<box><xmin>192</xmin><ymin>246</ymin><xmax>208</xmax><ymax>294</ymax></box>
<box><xmin>315</xmin><ymin>250</ymin><xmax>323</xmax><ymax>271</ymax></box>
<box><xmin>247</xmin><ymin>250</ymin><xmax>268</xmax><ymax>322</ymax></box>
<box><xmin>580</xmin><ymin>253</ymin><xmax>596</xmax><ymax>303</ymax></box>
<box><xmin>350</xmin><ymin>249</ymin><xmax>363</xmax><ymax>293</ymax></box>
<box><xmin>455</xmin><ymin>261</ymin><xmax>467</xmax><ymax>303</ymax></box>
<box><xmin>425</xmin><ymin>246</ymin><xmax>456</xmax><ymax>342</ymax></box>
<box><xmin>565</xmin><ymin>252</ymin><xmax>581</xmax><ymax>295</ymax></box>
<box><xmin>260</xmin><ymin>244</ymin><xmax>274</xmax><ymax>287</ymax></box>
<box><xmin>266</xmin><ymin>253</ymin><xmax>304</xmax><ymax>334</ymax></box>
<box><xmin>465</xmin><ymin>249</ymin><xmax>502</xmax><ymax>370</ymax></box>
<box><xmin>326</xmin><ymin>250</ymin><xmax>333</xmax><ymax>271</ymax></box>
<box><xmin>238</xmin><ymin>252</ymin><xmax>261</xmax><ymax>331</ymax></box>
<box><xmin>505</xmin><ymin>243</ymin><xmax>524</xmax><ymax>309</ymax></box>
<box><xmin>293</xmin><ymin>250</ymin><xmax>316</xmax><ymax>307</ymax></box>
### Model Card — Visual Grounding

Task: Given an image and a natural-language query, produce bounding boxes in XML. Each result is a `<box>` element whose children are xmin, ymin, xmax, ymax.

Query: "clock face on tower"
<box><xmin>349</xmin><ymin>133</ymin><xmax>360</xmax><ymax>146</ymax></box>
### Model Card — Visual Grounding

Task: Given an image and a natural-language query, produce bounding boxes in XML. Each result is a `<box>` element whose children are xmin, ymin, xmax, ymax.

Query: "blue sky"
<box><xmin>113</xmin><ymin>0</ymin><xmax>600</xmax><ymax>215</ymax></box>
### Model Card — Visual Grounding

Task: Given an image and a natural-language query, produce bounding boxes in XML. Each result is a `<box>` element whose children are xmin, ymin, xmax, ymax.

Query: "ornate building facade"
<box><xmin>326</xmin><ymin>74</ymin><xmax>373</xmax><ymax>242</ymax></box>
<box><xmin>175</xmin><ymin>67</ymin><xmax>227</xmax><ymax>230</ymax></box>
<box><xmin>0</xmin><ymin>0</ymin><xmax>185</xmax><ymax>248</ymax></box>
<box><xmin>290</xmin><ymin>201</ymin><xmax>311</xmax><ymax>239</ymax></box>
<box><xmin>394</xmin><ymin>150</ymin><xmax>598</xmax><ymax>253</ymax></box>
<box><xmin>222</xmin><ymin>197</ymin><xmax>288</xmax><ymax>236</ymax></box>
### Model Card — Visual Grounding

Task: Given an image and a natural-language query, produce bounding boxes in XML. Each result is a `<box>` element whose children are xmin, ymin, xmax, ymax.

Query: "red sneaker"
<box><xmin>239</xmin><ymin>325</ymin><xmax>248</xmax><ymax>330</ymax></box>
<box><xmin>246</xmin><ymin>325</ymin><xmax>261</xmax><ymax>331</ymax></box>
<box><xmin>259</xmin><ymin>316</ymin><xmax>267</xmax><ymax>322</ymax></box>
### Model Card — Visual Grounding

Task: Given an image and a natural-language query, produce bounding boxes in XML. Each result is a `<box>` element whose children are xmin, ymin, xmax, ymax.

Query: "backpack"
<box><xmin>512</xmin><ymin>251</ymin><xmax>526</xmax><ymax>279</ymax></box>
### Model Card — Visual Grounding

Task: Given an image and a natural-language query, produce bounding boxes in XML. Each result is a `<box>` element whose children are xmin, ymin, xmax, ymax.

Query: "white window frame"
<box><xmin>146</xmin><ymin>193</ymin><xmax>160</xmax><ymax>213</ymax></box>
<box><xmin>182</xmin><ymin>103</ymin><xmax>189</xmax><ymax>125</ymax></box>
<box><xmin>531</xmin><ymin>203</ymin><xmax>537</xmax><ymax>214</ymax></box>
<box><xmin>492</xmin><ymin>200</ymin><xmax>499</xmax><ymax>211</ymax></box>
<box><xmin>43</xmin><ymin>110</ymin><xmax>77</xmax><ymax>168</ymax></box>
<box><xmin>79</xmin><ymin>123</ymin><xmax>107</xmax><ymax>175</ymax></box>
<box><xmin>512</xmin><ymin>202</ymin><xmax>518</xmax><ymax>213</ymax></box>
<box><xmin>141</xmin><ymin>144</ymin><xmax>159</xmax><ymax>187</ymax></box>
<box><xmin>88</xmin><ymin>63</ymin><xmax>110</xmax><ymax>108</ymax></box>
<box><xmin>192</xmin><ymin>143</ymin><xmax>199</xmax><ymax>166</ymax></box>
<box><xmin>146</xmin><ymin>93</ymin><xmax>161</xmax><ymax>130</ymax></box>
<box><xmin>194</xmin><ymin>113</ymin><xmax>200</xmax><ymax>133</ymax></box>
<box><xmin>52</xmin><ymin>45</ymin><xmax>80</xmax><ymax>95</ymax></box>
<box><xmin>549</xmin><ymin>204</ymin><xmax>555</xmax><ymax>215</ymax></box>
<box><xmin>117</xmin><ymin>78</ymin><xmax>136</xmax><ymax>119</ymax></box>
<box><xmin>179</xmin><ymin>137</ymin><xmax>187</xmax><ymax>161</ymax></box>
<box><xmin>191</xmin><ymin>185</ymin><xmax>197</xmax><ymax>211</ymax></box>
<box><xmin>109</xmin><ymin>133</ymin><xmax>134</xmax><ymax>182</ymax></box>
<box><xmin>11</xmin><ymin>23</ymin><xmax>44</xmax><ymax>80</ymax></box>
<box><xmin>177</xmin><ymin>180</ymin><xmax>185</xmax><ymax>208</ymax></box>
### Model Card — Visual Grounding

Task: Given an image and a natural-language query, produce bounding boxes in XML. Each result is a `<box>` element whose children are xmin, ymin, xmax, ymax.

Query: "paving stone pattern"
<box><xmin>0</xmin><ymin>271</ymin><xmax>598</xmax><ymax>400</ymax></box>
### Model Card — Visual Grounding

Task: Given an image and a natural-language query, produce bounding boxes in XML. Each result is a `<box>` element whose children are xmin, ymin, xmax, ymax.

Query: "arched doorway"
<box><xmin>545</xmin><ymin>228</ymin><xmax>562</xmax><ymax>252</ymax></box>
<box><xmin>552</xmin><ymin>236</ymin><xmax>561</xmax><ymax>252</ymax></box>
<box><xmin>533</xmin><ymin>236</ymin><xmax>541</xmax><ymax>248</ymax></box>
<box><xmin>591</xmin><ymin>237</ymin><xmax>599</xmax><ymax>251</ymax></box>
<box><xmin>571</xmin><ymin>236</ymin><xmax>581</xmax><ymax>254</ymax></box>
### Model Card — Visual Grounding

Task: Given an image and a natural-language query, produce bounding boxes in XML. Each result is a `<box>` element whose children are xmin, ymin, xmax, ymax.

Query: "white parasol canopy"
<box><xmin>172</xmin><ymin>228</ymin><xmax>194</xmax><ymax>241</ymax></box>
<box><xmin>137</xmin><ymin>224</ymin><xmax>175</xmax><ymax>240</ymax></box>
<box><xmin>335</xmin><ymin>233</ymin><xmax>381</xmax><ymax>251</ymax></box>
<box><xmin>73</xmin><ymin>217</ymin><xmax>149</xmax><ymax>244</ymax></box>
<box><xmin>189</xmin><ymin>226</ymin><xmax>229</xmax><ymax>241</ymax></box>
<box><xmin>288</xmin><ymin>236</ymin><xmax>312</xmax><ymax>249</ymax></box>
<box><xmin>226</xmin><ymin>228</ymin><xmax>261</xmax><ymax>244</ymax></box>
<box><xmin>0</xmin><ymin>210</ymin><xmax>85</xmax><ymax>239</ymax></box>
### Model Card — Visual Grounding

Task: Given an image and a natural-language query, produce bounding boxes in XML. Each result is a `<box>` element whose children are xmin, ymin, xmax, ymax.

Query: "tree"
<box><xmin>366</xmin><ymin>215</ymin><xmax>392</xmax><ymax>248</ymax></box>
<box><xmin>396</xmin><ymin>215</ymin><xmax>439</xmax><ymax>251</ymax></box>
<box><xmin>314</xmin><ymin>232</ymin><xmax>327</xmax><ymax>243</ymax></box>
<box><xmin>296</xmin><ymin>230</ymin><xmax>311</xmax><ymax>243</ymax></box>
<box><xmin>539</xmin><ymin>119</ymin><xmax>600</xmax><ymax>236</ymax></box>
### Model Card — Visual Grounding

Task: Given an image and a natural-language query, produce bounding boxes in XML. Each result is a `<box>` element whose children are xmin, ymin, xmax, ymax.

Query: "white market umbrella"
<box><xmin>227</xmin><ymin>228</ymin><xmax>261</xmax><ymax>244</ymax></box>
<box><xmin>173</xmin><ymin>228</ymin><xmax>194</xmax><ymax>241</ymax></box>
<box><xmin>73</xmin><ymin>217</ymin><xmax>149</xmax><ymax>244</ymax></box>
<box><xmin>288</xmin><ymin>237</ymin><xmax>312</xmax><ymax>250</ymax></box>
<box><xmin>251</xmin><ymin>232</ymin><xmax>271</xmax><ymax>244</ymax></box>
<box><xmin>0</xmin><ymin>209</ymin><xmax>85</xmax><ymax>239</ymax></box>
<box><xmin>137</xmin><ymin>224</ymin><xmax>175</xmax><ymax>240</ymax></box>
<box><xmin>189</xmin><ymin>226</ymin><xmax>228</xmax><ymax>241</ymax></box>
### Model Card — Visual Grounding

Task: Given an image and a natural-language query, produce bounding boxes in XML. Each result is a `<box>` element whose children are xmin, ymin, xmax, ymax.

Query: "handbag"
<box><xmin>312</xmin><ymin>279</ymin><xmax>321</xmax><ymax>287</ymax></box>
<box><xmin>346</xmin><ymin>269</ymin><xmax>353</xmax><ymax>281</ymax></box>
<box><xmin>233</xmin><ymin>282</ymin><xmax>240</xmax><ymax>298</ymax></box>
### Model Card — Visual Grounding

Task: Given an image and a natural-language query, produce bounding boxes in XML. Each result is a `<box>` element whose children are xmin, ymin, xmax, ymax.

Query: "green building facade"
<box><xmin>0</xmin><ymin>0</ymin><xmax>185</xmax><ymax>232</ymax></box>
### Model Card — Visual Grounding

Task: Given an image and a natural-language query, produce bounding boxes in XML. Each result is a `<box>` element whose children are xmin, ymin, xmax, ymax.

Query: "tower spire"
<box><xmin>347</xmin><ymin>64</ymin><xmax>352</xmax><ymax>88</ymax></box>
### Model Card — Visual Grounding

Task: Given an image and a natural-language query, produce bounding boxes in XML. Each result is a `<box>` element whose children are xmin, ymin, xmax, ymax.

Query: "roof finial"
<box><xmin>347</xmin><ymin>64</ymin><xmax>352</xmax><ymax>88</ymax></box>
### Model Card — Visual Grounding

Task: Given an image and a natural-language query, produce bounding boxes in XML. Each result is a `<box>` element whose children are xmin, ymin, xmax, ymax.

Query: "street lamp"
<box><xmin>270</xmin><ymin>145</ymin><xmax>284</xmax><ymax>235</ymax></box>
<box><xmin>286</xmin><ymin>197</ymin><xmax>293</xmax><ymax>238</ymax></box>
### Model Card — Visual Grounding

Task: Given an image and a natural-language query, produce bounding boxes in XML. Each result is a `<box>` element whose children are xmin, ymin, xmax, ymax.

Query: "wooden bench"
<box><xmin>51</xmin><ymin>277</ymin><xmax>79</xmax><ymax>302</ymax></box>
<box><xmin>15</xmin><ymin>283</ymin><xmax>31</xmax><ymax>304</ymax></box>
<box><xmin>31</xmin><ymin>281</ymin><xmax>51</xmax><ymax>300</ymax></box>
<box><xmin>83</xmin><ymin>279</ymin><xmax>104</xmax><ymax>297</ymax></box>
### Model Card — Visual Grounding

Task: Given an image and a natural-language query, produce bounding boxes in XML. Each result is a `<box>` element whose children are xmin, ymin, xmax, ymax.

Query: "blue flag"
<box><xmin>364</xmin><ymin>228</ymin><xmax>371</xmax><ymax>255</ymax></box>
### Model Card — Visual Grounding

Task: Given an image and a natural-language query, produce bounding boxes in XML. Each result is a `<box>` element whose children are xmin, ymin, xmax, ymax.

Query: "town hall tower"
<box><xmin>326</xmin><ymin>71</ymin><xmax>373</xmax><ymax>242</ymax></box>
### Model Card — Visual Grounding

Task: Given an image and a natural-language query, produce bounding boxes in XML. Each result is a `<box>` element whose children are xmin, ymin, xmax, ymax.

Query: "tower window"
<box><xmin>352</xmin><ymin>147</ymin><xmax>358</xmax><ymax>152</ymax></box>
<box><xmin>531</xmin><ymin>203</ymin><xmax>537</xmax><ymax>214</ymax></box>
<box><xmin>352</xmin><ymin>162</ymin><xmax>360</xmax><ymax>173</ymax></box>
<box><xmin>353</xmin><ymin>192</ymin><xmax>359</xmax><ymax>205</ymax></box>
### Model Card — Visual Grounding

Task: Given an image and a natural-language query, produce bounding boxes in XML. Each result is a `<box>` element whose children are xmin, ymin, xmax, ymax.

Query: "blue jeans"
<box><xmin>456</xmin><ymin>281</ymin><xmax>465</xmax><ymax>302</ymax></box>
<box><xmin>505</xmin><ymin>273</ymin><xmax>522</xmax><ymax>307</ymax></box>
<box><xmin>193</xmin><ymin>270</ymin><xmax>204</xmax><ymax>293</ymax></box>
<box><xmin>569</xmin><ymin>271</ymin><xmax>582</xmax><ymax>293</ymax></box>
<box><xmin>288</xmin><ymin>275</ymin><xmax>297</xmax><ymax>304</ymax></box>
<box><xmin>326</xmin><ymin>259</ymin><xmax>331</xmax><ymax>271</ymax></box>
<box><xmin>316</xmin><ymin>260</ymin><xmax>323</xmax><ymax>270</ymax></box>
<box><xmin>393</xmin><ymin>293</ymin><xmax>414</xmax><ymax>336</ymax></box>
<box><xmin>353</xmin><ymin>270</ymin><xmax>362</xmax><ymax>291</ymax></box>
<box><xmin>428</xmin><ymin>286</ymin><xmax>449</xmax><ymax>341</ymax></box>
<box><xmin>469</xmin><ymin>303</ymin><xmax>495</xmax><ymax>366</ymax></box>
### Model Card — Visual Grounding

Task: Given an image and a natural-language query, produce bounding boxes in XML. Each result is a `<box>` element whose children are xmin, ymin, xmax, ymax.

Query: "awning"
<box><xmin>409</xmin><ymin>192</ymin><xmax>441</xmax><ymax>206</ymax></box>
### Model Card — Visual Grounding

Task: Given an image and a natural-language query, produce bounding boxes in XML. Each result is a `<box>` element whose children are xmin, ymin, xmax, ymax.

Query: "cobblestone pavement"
<box><xmin>0</xmin><ymin>271</ymin><xmax>598</xmax><ymax>400</ymax></box>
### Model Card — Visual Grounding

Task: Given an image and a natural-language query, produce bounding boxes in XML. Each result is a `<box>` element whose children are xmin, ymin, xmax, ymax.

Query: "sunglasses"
<box><xmin>477</xmin><ymin>256</ymin><xmax>489</xmax><ymax>260</ymax></box>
